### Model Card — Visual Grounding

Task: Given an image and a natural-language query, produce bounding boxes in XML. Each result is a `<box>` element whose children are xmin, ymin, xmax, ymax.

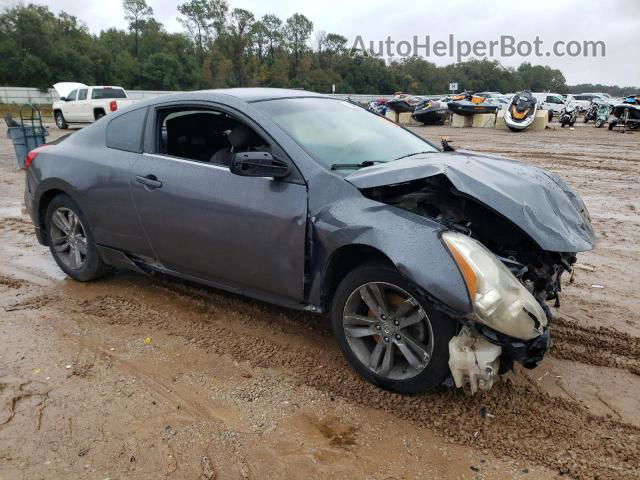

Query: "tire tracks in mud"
<box><xmin>0</xmin><ymin>217</ymin><xmax>33</xmax><ymax>235</ymax></box>
<box><xmin>552</xmin><ymin>316</ymin><xmax>640</xmax><ymax>376</ymax></box>
<box><xmin>65</xmin><ymin>282</ymin><xmax>640</xmax><ymax>480</ymax></box>
<box><xmin>0</xmin><ymin>273</ymin><xmax>24</xmax><ymax>289</ymax></box>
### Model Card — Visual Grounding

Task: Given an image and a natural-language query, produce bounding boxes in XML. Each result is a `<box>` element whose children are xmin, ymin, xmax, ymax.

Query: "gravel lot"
<box><xmin>0</xmin><ymin>120</ymin><xmax>638</xmax><ymax>479</ymax></box>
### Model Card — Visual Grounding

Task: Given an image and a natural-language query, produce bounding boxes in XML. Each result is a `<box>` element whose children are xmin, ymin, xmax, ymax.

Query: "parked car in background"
<box><xmin>579</xmin><ymin>93</ymin><xmax>621</xmax><ymax>106</ymax></box>
<box><xmin>52</xmin><ymin>82</ymin><xmax>136</xmax><ymax>129</ymax></box>
<box><xmin>24</xmin><ymin>89</ymin><xmax>595</xmax><ymax>396</ymax></box>
<box><xmin>533</xmin><ymin>92</ymin><xmax>566</xmax><ymax>114</ymax></box>
<box><xmin>568</xmin><ymin>94</ymin><xmax>611</xmax><ymax>112</ymax></box>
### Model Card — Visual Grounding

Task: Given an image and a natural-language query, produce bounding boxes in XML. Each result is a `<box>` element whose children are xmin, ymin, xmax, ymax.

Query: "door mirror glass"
<box><xmin>230</xmin><ymin>151</ymin><xmax>290</xmax><ymax>179</ymax></box>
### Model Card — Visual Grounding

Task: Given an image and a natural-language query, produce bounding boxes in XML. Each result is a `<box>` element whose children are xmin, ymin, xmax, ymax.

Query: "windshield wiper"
<box><xmin>393</xmin><ymin>151</ymin><xmax>435</xmax><ymax>161</ymax></box>
<box><xmin>330</xmin><ymin>160</ymin><xmax>387</xmax><ymax>170</ymax></box>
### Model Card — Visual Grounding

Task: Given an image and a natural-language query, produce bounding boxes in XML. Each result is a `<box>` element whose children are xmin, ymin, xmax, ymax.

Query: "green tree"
<box><xmin>177</xmin><ymin>0</ymin><xmax>228</xmax><ymax>67</ymax></box>
<box><xmin>284</xmin><ymin>13</ymin><xmax>313</xmax><ymax>73</ymax></box>
<box><xmin>224</xmin><ymin>8</ymin><xmax>255</xmax><ymax>86</ymax></box>
<box><xmin>122</xmin><ymin>0</ymin><xmax>153</xmax><ymax>59</ymax></box>
<box><xmin>261</xmin><ymin>14</ymin><xmax>283</xmax><ymax>64</ymax></box>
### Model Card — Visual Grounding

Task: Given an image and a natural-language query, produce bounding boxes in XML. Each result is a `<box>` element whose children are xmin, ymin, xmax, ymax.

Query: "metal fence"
<box><xmin>0</xmin><ymin>86</ymin><xmax>409</xmax><ymax>105</ymax></box>
<box><xmin>0</xmin><ymin>86</ymin><xmax>177</xmax><ymax>104</ymax></box>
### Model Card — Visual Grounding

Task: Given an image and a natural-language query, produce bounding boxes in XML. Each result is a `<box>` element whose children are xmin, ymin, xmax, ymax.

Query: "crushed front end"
<box><xmin>354</xmin><ymin>157</ymin><xmax>595</xmax><ymax>393</ymax></box>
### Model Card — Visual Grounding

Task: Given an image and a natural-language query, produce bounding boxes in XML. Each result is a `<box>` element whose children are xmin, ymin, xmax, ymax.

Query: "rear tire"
<box><xmin>331</xmin><ymin>263</ymin><xmax>458</xmax><ymax>393</ymax></box>
<box><xmin>94</xmin><ymin>111</ymin><xmax>105</xmax><ymax>120</ymax></box>
<box><xmin>45</xmin><ymin>194</ymin><xmax>110</xmax><ymax>282</ymax></box>
<box><xmin>54</xmin><ymin>111</ymin><xmax>68</xmax><ymax>129</ymax></box>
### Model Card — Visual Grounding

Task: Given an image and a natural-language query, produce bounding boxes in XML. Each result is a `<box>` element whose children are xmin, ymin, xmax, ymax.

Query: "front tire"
<box><xmin>331</xmin><ymin>263</ymin><xmax>458</xmax><ymax>393</ymax></box>
<box><xmin>45</xmin><ymin>195</ymin><xmax>110</xmax><ymax>281</ymax></box>
<box><xmin>54</xmin><ymin>111</ymin><xmax>68</xmax><ymax>129</ymax></box>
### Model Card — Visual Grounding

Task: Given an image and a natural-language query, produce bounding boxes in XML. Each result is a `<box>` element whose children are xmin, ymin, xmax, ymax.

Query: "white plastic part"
<box><xmin>448</xmin><ymin>327</ymin><xmax>502</xmax><ymax>394</ymax></box>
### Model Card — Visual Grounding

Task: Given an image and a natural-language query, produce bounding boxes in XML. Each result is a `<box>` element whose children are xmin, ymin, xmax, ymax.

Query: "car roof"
<box><xmin>204</xmin><ymin>88</ymin><xmax>327</xmax><ymax>102</ymax></box>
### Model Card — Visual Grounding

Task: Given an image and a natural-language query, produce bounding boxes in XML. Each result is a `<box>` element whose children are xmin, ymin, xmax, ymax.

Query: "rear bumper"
<box><xmin>23</xmin><ymin>173</ymin><xmax>47</xmax><ymax>246</ymax></box>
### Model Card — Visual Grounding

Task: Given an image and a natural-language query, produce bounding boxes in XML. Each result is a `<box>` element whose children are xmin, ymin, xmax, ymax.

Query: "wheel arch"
<box><xmin>93</xmin><ymin>108</ymin><xmax>106</xmax><ymax>120</ymax></box>
<box><xmin>36</xmin><ymin>184</ymin><xmax>78</xmax><ymax>245</ymax></box>
<box><xmin>319</xmin><ymin>244</ymin><xmax>395</xmax><ymax>312</ymax></box>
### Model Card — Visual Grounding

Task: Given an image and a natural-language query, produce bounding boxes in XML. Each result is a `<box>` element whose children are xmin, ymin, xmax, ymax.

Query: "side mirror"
<box><xmin>230</xmin><ymin>151</ymin><xmax>290</xmax><ymax>179</ymax></box>
<box><xmin>59</xmin><ymin>96</ymin><xmax>67</xmax><ymax>101</ymax></box>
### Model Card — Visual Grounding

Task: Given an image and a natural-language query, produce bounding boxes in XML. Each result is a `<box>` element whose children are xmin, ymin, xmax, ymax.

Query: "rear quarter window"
<box><xmin>106</xmin><ymin>107</ymin><xmax>148</xmax><ymax>153</ymax></box>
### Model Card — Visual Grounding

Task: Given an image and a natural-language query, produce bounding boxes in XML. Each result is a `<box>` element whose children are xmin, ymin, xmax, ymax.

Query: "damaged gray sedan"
<box><xmin>24</xmin><ymin>89</ymin><xmax>595</xmax><ymax>394</ymax></box>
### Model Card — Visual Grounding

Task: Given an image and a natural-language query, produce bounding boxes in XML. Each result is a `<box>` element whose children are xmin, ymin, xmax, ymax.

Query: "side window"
<box><xmin>106</xmin><ymin>107</ymin><xmax>148</xmax><ymax>153</ymax></box>
<box><xmin>67</xmin><ymin>89</ymin><xmax>78</xmax><ymax>101</ymax></box>
<box><xmin>157</xmin><ymin>108</ymin><xmax>270</xmax><ymax>167</ymax></box>
<box><xmin>77</xmin><ymin>89</ymin><xmax>88</xmax><ymax>101</ymax></box>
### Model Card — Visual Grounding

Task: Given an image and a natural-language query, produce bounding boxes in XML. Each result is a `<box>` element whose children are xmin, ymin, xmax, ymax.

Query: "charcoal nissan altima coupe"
<box><xmin>24</xmin><ymin>88</ymin><xmax>595</xmax><ymax>394</ymax></box>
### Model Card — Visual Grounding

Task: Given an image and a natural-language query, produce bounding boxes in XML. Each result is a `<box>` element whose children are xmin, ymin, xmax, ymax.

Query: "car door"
<box><xmin>545</xmin><ymin>95</ymin><xmax>564</xmax><ymax>113</ymax></box>
<box><xmin>62</xmin><ymin>89</ymin><xmax>78</xmax><ymax>121</ymax></box>
<box><xmin>76</xmin><ymin>88</ymin><xmax>91</xmax><ymax>122</ymax></box>
<box><xmin>79</xmin><ymin>106</ymin><xmax>154</xmax><ymax>257</ymax></box>
<box><xmin>129</xmin><ymin>104</ymin><xmax>308</xmax><ymax>304</ymax></box>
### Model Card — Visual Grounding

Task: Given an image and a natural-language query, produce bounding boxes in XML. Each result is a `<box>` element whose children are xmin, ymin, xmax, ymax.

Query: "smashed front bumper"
<box><xmin>448</xmin><ymin>322</ymin><xmax>550</xmax><ymax>394</ymax></box>
<box><xmin>478</xmin><ymin>323</ymin><xmax>550</xmax><ymax>371</ymax></box>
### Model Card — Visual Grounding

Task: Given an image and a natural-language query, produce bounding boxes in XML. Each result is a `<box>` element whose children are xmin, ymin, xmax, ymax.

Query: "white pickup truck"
<box><xmin>52</xmin><ymin>82</ymin><xmax>136</xmax><ymax>129</ymax></box>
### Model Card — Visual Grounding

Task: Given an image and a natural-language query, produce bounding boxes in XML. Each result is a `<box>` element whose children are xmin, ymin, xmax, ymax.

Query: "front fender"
<box><xmin>311</xmin><ymin>197</ymin><xmax>472</xmax><ymax>315</ymax></box>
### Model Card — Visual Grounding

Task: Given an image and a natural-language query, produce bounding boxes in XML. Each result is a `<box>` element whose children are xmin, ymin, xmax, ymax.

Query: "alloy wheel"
<box><xmin>342</xmin><ymin>282</ymin><xmax>434</xmax><ymax>381</ymax></box>
<box><xmin>50</xmin><ymin>207</ymin><xmax>88</xmax><ymax>270</ymax></box>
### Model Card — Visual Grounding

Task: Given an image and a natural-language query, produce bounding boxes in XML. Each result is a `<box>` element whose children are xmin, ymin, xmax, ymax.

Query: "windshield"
<box><xmin>92</xmin><ymin>88</ymin><xmax>127</xmax><ymax>99</ymax></box>
<box><xmin>253</xmin><ymin>98</ymin><xmax>437</xmax><ymax>169</ymax></box>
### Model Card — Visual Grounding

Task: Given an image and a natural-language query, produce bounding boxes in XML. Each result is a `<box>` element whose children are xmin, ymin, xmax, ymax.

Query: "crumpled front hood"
<box><xmin>345</xmin><ymin>151</ymin><xmax>595</xmax><ymax>253</ymax></box>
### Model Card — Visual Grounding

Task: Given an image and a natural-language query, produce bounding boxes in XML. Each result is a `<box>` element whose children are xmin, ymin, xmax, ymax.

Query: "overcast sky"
<box><xmin>4</xmin><ymin>0</ymin><xmax>639</xmax><ymax>86</ymax></box>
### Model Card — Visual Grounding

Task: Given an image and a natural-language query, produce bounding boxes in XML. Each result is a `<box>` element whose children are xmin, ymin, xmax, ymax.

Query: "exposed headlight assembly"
<box><xmin>442</xmin><ymin>231</ymin><xmax>547</xmax><ymax>340</ymax></box>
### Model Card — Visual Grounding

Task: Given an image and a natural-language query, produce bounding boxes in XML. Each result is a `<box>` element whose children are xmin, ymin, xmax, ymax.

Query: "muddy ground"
<box><xmin>0</xmin><ymin>120</ymin><xmax>638</xmax><ymax>480</ymax></box>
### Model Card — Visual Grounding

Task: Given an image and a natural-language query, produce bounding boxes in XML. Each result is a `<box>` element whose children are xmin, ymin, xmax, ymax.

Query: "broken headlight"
<box><xmin>442</xmin><ymin>231</ymin><xmax>547</xmax><ymax>340</ymax></box>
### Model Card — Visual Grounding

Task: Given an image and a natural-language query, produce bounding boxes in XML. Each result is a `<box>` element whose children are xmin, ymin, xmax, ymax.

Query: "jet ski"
<box><xmin>387</xmin><ymin>92</ymin><xmax>423</xmax><ymax>113</ymax></box>
<box><xmin>447</xmin><ymin>94</ymin><xmax>500</xmax><ymax>116</ymax></box>
<box><xmin>504</xmin><ymin>90</ymin><xmax>538</xmax><ymax>131</ymax></box>
<box><xmin>412</xmin><ymin>99</ymin><xmax>449</xmax><ymax>125</ymax></box>
<box><xmin>609</xmin><ymin>95</ymin><xmax>640</xmax><ymax>131</ymax></box>
<box><xmin>368</xmin><ymin>99</ymin><xmax>390</xmax><ymax>116</ymax></box>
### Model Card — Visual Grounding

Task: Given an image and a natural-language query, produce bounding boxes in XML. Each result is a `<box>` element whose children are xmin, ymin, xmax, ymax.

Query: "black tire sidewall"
<box><xmin>45</xmin><ymin>194</ymin><xmax>107</xmax><ymax>281</ymax></box>
<box><xmin>330</xmin><ymin>263</ymin><xmax>458</xmax><ymax>393</ymax></box>
<box><xmin>55</xmin><ymin>112</ymin><xmax>68</xmax><ymax>129</ymax></box>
